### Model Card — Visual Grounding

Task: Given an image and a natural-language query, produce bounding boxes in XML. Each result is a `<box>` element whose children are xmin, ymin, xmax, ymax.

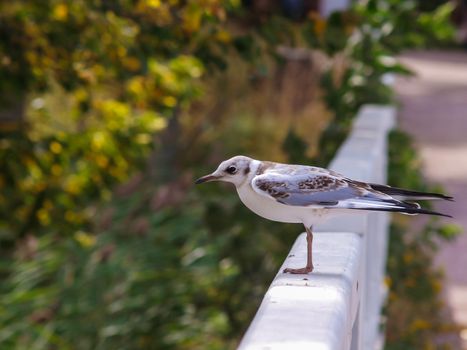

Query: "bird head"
<box><xmin>195</xmin><ymin>155</ymin><xmax>253</xmax><ymax>187</ymax></box>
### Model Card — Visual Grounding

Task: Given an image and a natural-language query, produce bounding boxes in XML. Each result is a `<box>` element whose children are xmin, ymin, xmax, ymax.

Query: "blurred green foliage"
<box><xmin>0</xmin><ymin>0</ymin><xmax>458</xmax><ymax>349</ymax></box>
<box><xmin>384</xmin><ymin>130</ymin><xmax>461</xmax><ymax>350</ymax></box>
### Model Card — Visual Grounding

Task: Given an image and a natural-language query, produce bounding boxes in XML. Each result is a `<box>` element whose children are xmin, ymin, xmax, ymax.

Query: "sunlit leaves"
<box><xmin>385</xmin><ymin>130</ymin><xmax>462</xmax><ymax>349</ymax></box>
<box><xmin>0</xmin><ymin>0</ymin><xmax>223</xmax><ymax>243</ymax></box>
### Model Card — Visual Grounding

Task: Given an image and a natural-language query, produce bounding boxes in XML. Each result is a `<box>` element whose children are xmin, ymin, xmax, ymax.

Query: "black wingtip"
<box><xmin>369</xmin><ymin>183</ymin><xmax>454</xmax><ymax>201</ymax></box>
<box><xmin>432</xmin><ymin>193</ymin><xmax>454</xmax><ymax>202</ymax></box>
<box><xmin>348</xmin><ymin>206</ymin><xmax>453</xmax><ymax>218</ymax></box>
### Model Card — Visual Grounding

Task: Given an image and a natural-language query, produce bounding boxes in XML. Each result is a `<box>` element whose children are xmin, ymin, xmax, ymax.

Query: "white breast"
<box><xmin>236</xmin><ymin>182</ymin><xmax>330</xmax><ymax>226</ymax></box>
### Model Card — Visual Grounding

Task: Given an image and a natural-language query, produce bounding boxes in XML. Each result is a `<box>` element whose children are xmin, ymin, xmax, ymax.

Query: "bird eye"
<box><xmin>226</xmin><ymin>166</ymin><xmax>237</xmax><ymax>174</ymax></box>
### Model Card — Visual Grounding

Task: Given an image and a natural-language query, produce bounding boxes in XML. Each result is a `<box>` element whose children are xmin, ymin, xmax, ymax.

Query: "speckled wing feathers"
<box><xmin>252</xmin><ymin>163</ymin><xmax>371</xmax><ymax>207</ymax></box>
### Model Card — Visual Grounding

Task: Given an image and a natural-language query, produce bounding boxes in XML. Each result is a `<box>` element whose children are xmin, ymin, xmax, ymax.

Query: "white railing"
<box><xmin>238</xmin><ymin>105</ymin><xmax>396</xmax><ymax>350</ymax></box>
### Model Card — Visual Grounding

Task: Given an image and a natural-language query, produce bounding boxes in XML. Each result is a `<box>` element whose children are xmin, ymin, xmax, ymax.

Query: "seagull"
<box><xmin>195</xmin><ymin>155</ymin><xmax>452</xmax><ymax>274</ymax></box>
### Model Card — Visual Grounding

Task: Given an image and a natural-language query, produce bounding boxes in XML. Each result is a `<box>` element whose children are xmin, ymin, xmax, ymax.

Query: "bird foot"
<box><xmin>283</xmin><ymin>266</ymin><xmax>313</xmax><ymax>274</ymax></box>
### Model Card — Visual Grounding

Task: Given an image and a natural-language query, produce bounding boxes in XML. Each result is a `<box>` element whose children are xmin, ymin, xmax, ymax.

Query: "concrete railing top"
<box><xmin>238</xmin><ymin>105</ymin><xmax>396</xmax><ymax>350</ymax></box>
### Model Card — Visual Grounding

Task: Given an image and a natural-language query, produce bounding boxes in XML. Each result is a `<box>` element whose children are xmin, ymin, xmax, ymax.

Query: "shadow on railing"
<box><xmin>238</xmin><ymin>105</ymin><xmax>396</xmax><ymax>350</ymax></box>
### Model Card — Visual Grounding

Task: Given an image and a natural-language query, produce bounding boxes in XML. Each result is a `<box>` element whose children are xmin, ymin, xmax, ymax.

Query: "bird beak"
<box><xmin>195</xmin><ymin>174</ymin><xmax>220</xmax><ymax>185</ymax></box>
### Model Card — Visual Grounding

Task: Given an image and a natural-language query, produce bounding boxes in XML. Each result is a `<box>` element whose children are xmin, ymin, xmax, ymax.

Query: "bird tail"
<box><xmin>368</xmin><ymin>183</ymin><xmax>454</xmax><ymax>201</ymax></box>
<box><xmin>332</xmin><ymin>197</ymin><xmax>452</xmax><ymax>218</ymax></box>
<box><xmin>348</xmin><ymin>205</ymin><xmax>452</xmax><ymax>218</ymax></box>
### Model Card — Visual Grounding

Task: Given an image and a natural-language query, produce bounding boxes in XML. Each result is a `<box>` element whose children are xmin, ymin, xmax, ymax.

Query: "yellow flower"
<box><xmin>95</xmin><ymin>154</ymin><xmax>109</xmax><ymax>168</ymax></box>
<box><xmin>136</xmin><ymin>133</ymin><xmax>152</xmax><ymax>144</ymax></box>
<box><xmin>409</xmin><ymin>318</ymin><xmax>431</xmax><ymax>332</ymax></box>
<box><xmin>51</xmin><ymin>164</ymin><xmax>62</xmax><ymax>176</ymax></box>
<box><xmin>37</xmin><ymin>209</ymin><xmax>51</xmax><ymax>226</ymax></box>
<box><xmin>403</xmin><ymin>252</ymin><xmax>414</xmax><ymax>264</ymax></box>
<box><xmin>162</xmin><ymin>96</ymin><xmax>177</xmax><ymax>107</ymax></box>
<box><xmin>314</xmin><ymin>19</ymin><xmax>327</xmax><ymax>37</ymax></box>
<box><xmin>117</xmin><ymin>46</ymin><xmax>127</xmax><ymax>58</ymax></box>
<box><xmin>127</xmin><ymin>76</ymin><xmax>145</xmax><ymax>97</ymax></box>
<box><xmin>52</xmin><ymin>3</ymin><xmax>68</xmax><ymax>21</ymax></box>
<box><xmin>64</xmin><ymin>175</ymin><xmax>82</xmax><ymax>195</ymax></box>
<box><xmin>147</xmin><ymin>116</ymin><xmax>167</xmax><ymax>132</ymax></box>
<box><xmin>216</xmin><ymin>30</ymin><xmax>231</xmax><ymax>43</ymax></box>
<box><xmin>74</xmin><ymin>231</ymin><xmax>96</xmax><ymax>248</ymax></box>
<box><xmin>308</xmin><ymin>12</ymin><xmax>326</xmax><ymax>37</ymax></box>
<box><xmin>384</xmin><ymin>276</ymin><xmax>392</xmax><ymax>288</ymax></box>
<box><xmin>91</xmin><ymin>131</ymin><xmax>106</xmax><ymax>151</ymax></box>
<box><xmin>34</xmin><ymin>181</ymin><xmax>47</xmax><ymax>192</ymax></box>
<box><xmin>123</xmin><ymin>57</ymin><xmax>141</xmax><ymax>72</ymax></box>
<box><xmin>50</xmin><ymin>141</ymin><xmax>63</xmax><ymax>154</ymax></box>
<box><xmin>431</xmin><ymin>279</ymin><xmax>441</xmax><ymax>293</ymax></box>
<box><xmin>146</xmin><ymin>0</ymin><xmax>161</xmax><ymax>8</ymax></box>
<box><xmin>182</xmin><ymin>8</ymin><xmax>201</xmax><ymax>33</ymax></box>
<box><xmin>65</xmin><ymin>211</ymin><xmax>77</xmax><ymax>223</ymax></box>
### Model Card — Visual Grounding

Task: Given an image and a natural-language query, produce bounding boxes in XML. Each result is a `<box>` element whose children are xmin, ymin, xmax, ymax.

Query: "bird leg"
<box><xmin>283</xmin><ymin>226</ymin><xmax>314</xmax><ymax>274</ymax></box>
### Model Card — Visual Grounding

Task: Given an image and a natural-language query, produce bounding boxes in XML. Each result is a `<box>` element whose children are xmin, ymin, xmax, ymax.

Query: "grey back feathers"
<box><xmin>251</xmin><ymin>162</ymin><xmax>452</xmax><ymax>217</ymax></box>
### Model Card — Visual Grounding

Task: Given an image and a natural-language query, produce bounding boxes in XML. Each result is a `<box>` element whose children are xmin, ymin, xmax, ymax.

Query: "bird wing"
<box><xmin>250</xmin><ymin>163</ymin><xmax>451</xmax><ymax>217</ymax></box>
<box><xmin>251</xmin><ymin>164</ymin><xmax>368</xmax><ymax>206</ymax></box>
<box><xmin>251</xmin><ymin>164</ymin><xmax>426</xmax><ymax>210</ymax></box>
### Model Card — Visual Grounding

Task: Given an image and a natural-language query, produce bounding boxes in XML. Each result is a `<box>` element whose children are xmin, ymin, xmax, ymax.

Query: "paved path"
<box><xmin>395</xmin><ymin>50</ymin><xmax>467</xmax><ymax>348</ymax></box>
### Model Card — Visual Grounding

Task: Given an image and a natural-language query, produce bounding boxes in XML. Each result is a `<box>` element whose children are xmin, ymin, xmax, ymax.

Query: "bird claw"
<box><xmin>283</xmin><ymin>266</ymin><xmax>313</xmax><ymax>274</ymax></box>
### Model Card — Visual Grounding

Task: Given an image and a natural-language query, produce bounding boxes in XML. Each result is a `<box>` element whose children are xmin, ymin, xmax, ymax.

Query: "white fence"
<box><xmin>238</xmin><ymin>105</ymin><xmax>396</xmax><ymax>350</ymax></box>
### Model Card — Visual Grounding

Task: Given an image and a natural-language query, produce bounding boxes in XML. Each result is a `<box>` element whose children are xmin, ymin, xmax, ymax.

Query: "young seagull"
<box><xmin>196</xmin><ymin>155</ymin><xmax>452</xmax><ymax>274</ymax></box>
